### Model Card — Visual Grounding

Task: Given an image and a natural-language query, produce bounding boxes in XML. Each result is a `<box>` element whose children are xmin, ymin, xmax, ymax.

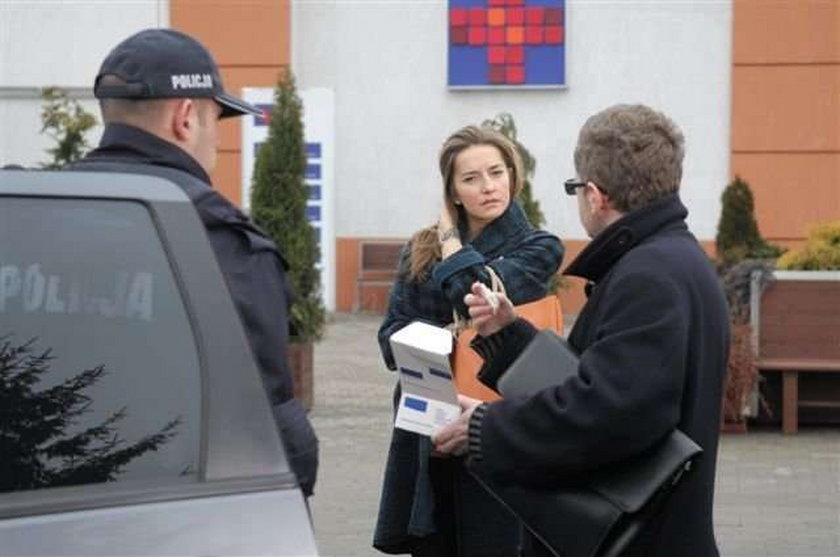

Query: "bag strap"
<box><xmin>485</xmin><ymin>265</ymin><xmax>506</xmax><ymax>297</ymax></box>
<box><xmin>451</xmin><ymin>265</ymin><xmax>505</xmax><ymax>335</ymax></box>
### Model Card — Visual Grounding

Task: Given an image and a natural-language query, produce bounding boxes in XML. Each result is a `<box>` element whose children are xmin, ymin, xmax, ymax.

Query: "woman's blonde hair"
<box><xmin>407</xmin><ymin>125</ymin><xmax>524</xmax><ymax>280</ymax></box>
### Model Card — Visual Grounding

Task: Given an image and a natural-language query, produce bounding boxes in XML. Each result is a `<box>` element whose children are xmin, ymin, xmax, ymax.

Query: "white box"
<box><xmin>389</xmin><ymin>321</ymin><xmax>460</xmax><ymax>436</ymax></box>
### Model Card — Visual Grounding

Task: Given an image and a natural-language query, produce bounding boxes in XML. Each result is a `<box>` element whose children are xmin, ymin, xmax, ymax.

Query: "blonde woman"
<box><xmin>373</xmin><ymin>125</ymin><xmax>564</xmax><ymax>557</ymax></box>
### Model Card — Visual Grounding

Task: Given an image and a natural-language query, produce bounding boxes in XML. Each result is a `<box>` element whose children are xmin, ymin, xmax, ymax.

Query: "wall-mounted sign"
<box><xmin>448</xmin><ymin>0</ymin><xmax>566</xmax><ymax>88</ymax></box>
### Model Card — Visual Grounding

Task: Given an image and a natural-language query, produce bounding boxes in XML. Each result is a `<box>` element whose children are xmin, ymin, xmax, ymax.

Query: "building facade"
<box><xmin>1</xmin><ymin>1</ymin><xmax>836</xmax><ymax>315</ymax></box>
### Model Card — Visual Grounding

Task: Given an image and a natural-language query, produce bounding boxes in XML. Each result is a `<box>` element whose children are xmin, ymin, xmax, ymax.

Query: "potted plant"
<box><xmin>719</xmin><ymin>260</ymin><xmax>774</xmax><ymax>431</ymax></box>
<box><xmin>715</xmin><ymin>176</ymin><xmax>782</xmax><ymax>432</ymax></box>
<box><xmin>750</xmin><ymin>221</ymin><xmax>840</xmax><ymax>429</ymax></box>
<box><xmin>250</xmin><ymin>71</ymin><xmax>326</xmax><ymax>411</ymax></box>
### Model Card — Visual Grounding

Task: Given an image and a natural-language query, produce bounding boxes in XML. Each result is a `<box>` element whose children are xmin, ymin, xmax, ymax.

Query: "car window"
<box><xmin>0</xmin><ymin>197</ymin><xmax>201</xmax><ymax>494</ymax></box>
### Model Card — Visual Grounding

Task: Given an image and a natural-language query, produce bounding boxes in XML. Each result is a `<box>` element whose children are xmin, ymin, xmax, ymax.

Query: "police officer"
<box><xmin>71</xmin><ymin>28</ymin><xmax>318</xmax><ymax>497</ymax></box>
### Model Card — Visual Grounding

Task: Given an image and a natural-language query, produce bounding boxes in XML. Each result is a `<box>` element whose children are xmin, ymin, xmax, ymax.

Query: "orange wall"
<box><xmin>557</xmin><ymin>240</ymin><xmax>588</xmax><ymax>317</ymax></box>
<box><xmin>731</xmin><ymin>1</ymin><xmax>840</xmax><ymax>245</ymax></box>
<box><xmin>336</xmin><ymin>237</ymin><xmax>362</xmax><ymax>311</ymax></box>
<box><xmin>170</xmin><ymin>0</ymin><xmax>290</xmax><ymax>206</ymax></box>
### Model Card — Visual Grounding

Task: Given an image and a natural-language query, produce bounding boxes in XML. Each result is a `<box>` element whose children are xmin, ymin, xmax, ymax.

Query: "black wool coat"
<box><xmin>472</xmin><ymin>195</ymin><xmax>729</xmax><ymax>557</ymax></box>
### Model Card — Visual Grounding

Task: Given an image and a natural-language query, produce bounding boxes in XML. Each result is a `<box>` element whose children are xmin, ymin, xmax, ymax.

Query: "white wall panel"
<box><xmin>0</xmin><ymin>0</ymin><xmax>168</xmax><ymax>167</ymax></box>
<box><xmin>293</xmin><ymin>0</ymin><xmax>732</xmax><ymax>241</ymax></box>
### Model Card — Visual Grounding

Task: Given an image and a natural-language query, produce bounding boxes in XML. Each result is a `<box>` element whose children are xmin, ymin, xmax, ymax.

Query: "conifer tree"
<box><xmin>250</xmin><ymin>71</ymin><xmax>325</xmax><ymax>339</ymax></box>
<box><xmin>482</xmin><ymin>112</ymin><xmax>546</xmax><ymax>228</ymax></box>
<box><xmin>716</xmin><ymin>175</ymin><xmax>782</xmax><ymax>265</ymax></box>
<box><xmin>0</xmin><ymin>337</ymin><xmax>180</xmax><ymax>492</ymax></box>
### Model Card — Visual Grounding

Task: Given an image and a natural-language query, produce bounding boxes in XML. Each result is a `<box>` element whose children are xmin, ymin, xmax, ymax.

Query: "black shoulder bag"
<box><xmin>468</xmin><ymin>330</ymin><xmax>702</xmax><ymax>557</ymax></box>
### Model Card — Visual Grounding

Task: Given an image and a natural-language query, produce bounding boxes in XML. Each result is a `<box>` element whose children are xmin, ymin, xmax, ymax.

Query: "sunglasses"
<box><xmin>564</xmin><ymin>178</ymin><xmax>587</xmax><ymax>196</ymax></box>
<box><xmin>564</xmin><ymin>178</ymin><xmax>608</xmax><ymax>196</ymax></box>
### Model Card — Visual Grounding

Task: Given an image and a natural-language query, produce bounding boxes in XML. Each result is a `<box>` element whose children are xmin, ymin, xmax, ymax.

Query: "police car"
<box><xmin>0</xmin><ymin>170</ymin><xmax>318</xmax><ymax>555</ymax></box>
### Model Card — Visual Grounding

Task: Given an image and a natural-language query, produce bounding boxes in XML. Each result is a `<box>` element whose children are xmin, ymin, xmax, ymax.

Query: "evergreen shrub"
<box><xmin>776</xmin><ymin>221</ymin><xmax>840</xmax><ymax>270</ymax></box>
<box><xmin>250</xmin><ymin>72</ymin><xmax>325</xmax><ymax>340</ymax></box>
<box><xmin>715</xmin><ymin>175</ymin><xmax>782</xmax><ymax>265</ymax></box>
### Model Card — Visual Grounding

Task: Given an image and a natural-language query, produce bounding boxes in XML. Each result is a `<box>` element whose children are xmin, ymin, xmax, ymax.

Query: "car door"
<box><xmin>0</xmin><ymin>170</ymin><xmax>318</xmax><ymax>556</ymax></box>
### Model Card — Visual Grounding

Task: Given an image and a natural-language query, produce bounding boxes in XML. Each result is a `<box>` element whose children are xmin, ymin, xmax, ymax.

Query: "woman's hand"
<box><xmin>465</xmin><ymin>281</ymin><xmax>516</xmax><ymax>337</ymax></box>
<box><xmin>438</xmin><ymin>197</ymin><xmax>462</xmax><ymax>258</ymax></box>
<box><xmin>438</xmin><ymin>196</ymin><xmax>458</xmax><ymax>235</ymax></box>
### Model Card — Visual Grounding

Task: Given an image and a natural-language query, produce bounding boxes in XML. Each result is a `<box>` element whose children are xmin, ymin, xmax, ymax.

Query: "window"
<box><xmin>0</xmin><ymin>198</ymin><xmax>201</xmax><ymax>493</ymax></box>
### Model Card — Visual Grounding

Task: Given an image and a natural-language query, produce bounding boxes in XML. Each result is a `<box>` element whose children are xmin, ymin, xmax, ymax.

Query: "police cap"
<box><xmin>94</xmin><ymin>28</ymin><xmax>260</xmax><ymax>119</ymax></box>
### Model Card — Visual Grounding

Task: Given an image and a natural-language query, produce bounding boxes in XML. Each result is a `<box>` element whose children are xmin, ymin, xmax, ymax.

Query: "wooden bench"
<box><xmin>355</xmin><ymin>240</ymin><xmax>404</xmax><ymax>313</ymax></box>
<box><xmin>751</xmin><ymin>271</ymin><xmax>840</xmax><ymax>434</ymax></box>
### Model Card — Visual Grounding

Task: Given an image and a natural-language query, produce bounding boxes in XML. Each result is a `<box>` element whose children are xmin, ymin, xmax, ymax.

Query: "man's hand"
<box><xmin>431</xmin><ymin>395</ymin><xmax>483</xmax><ymax>456</ymax></box>
<box><xmin>466</xmin><ymin>281</ymin><xmax>516</xmax><ymax>337</ymax></box>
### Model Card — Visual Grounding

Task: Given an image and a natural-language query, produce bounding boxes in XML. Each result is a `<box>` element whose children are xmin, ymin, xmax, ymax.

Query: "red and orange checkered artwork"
<box><xmin>448</xmin><ymin>0</ymin><xmax>565</xmax><ymax>87</ymax></box>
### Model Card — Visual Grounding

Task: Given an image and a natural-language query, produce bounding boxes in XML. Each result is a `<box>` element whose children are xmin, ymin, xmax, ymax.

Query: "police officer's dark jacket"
<box><xmin>70</xmin><ymin>123</ymin><xmax>318</xmax><ymax>496</ymax></box>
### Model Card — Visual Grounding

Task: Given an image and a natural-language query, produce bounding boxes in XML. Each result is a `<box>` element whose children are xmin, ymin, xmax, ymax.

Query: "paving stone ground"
<box><xmin>309</xmin><ymin>313</ymin><xmax>840</xmax><ymax>557</ymax></box>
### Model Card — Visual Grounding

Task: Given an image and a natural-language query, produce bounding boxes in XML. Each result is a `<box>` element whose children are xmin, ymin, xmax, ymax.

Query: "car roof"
<box><xmin>0</xmin><ymin>168</ymin><xmax>191</xmax><ymax>201</ymax></box>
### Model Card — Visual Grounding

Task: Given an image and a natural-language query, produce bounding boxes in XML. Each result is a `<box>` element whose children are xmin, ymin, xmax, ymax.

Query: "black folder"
<box><xmin>497</xmin><ymin>329</ymin><xmax>580</xmax><ymax>397</ymax></box>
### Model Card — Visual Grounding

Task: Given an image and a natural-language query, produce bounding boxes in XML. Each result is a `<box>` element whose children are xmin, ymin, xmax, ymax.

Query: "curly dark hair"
<box><xmin>574</xmin><ymin>104</ymin><xmax>685</xmax><ymax>212</ymax></box>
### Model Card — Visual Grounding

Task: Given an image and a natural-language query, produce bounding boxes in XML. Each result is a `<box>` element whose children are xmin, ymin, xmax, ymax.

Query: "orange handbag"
<box><xmin>451</xmin><ymin>268</ymin><xmax>564</xmax><ymax>402</ymax></box>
